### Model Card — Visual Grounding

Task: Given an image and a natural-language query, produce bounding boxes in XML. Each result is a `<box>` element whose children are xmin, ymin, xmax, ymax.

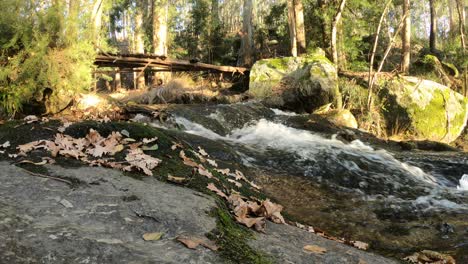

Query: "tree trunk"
<box><xmin>429</xmin><ymin>0</ymin><xmax>437</xmax><ymax>53</ymax></box>
<box><xmin>318</xmin><ymin>0</ymin><xmax>330</xmax><ymax>49</ymax></box>
<box><xmin>287</xmin><ymin>0</ymin><xmax>297</xmax><ymax>57</ymax></box>
<box><xmin>68</xmin><ymin>0</ymin><xmax>80</xmax><ymax>42</ymax></box>
<box><xmin>401</xmin><ymin>0</ymin><xmax>411</xmax><ymax>74</ymax></box>
<box><xmin>237</xmin><ymin>0</ymin><xmax>254</xmax><ymax>67</ymax></box>
<box><xmin>367</xmin><ymin>0</ymin><xmax>392</xmax><ymax>110</ymax></box>
<box><xmin>152</xmin><ymin>0</ymin><xmax>170</xmax><ymax>85</ymax></box>
<box><xmin>331</xmin><ymin>0</ymin><xmax>346</xmax><ymax>68</ymax></box>
<box><xmin>135</xmin><ymin>0</ymin><xmax>146</xmax><ymax>89</ymax></box>
<box><xmin>92</xmin><ymin>0</ymin><xmax>104</xmax><ymax>46</ymax></box>
<box><xmin>455</xmin><ymin>0</ymin><xmax>466</xmax><ymax>96</ymax></box>
<box><xmin>294</xmin><ymin>0</ymin><xmax>306</xmax><ymax>55</ymax></box>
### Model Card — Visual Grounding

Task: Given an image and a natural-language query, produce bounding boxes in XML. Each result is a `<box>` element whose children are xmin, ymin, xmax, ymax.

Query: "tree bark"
<box><xmin>152</xmin><ymin>0</ymin><xmax>170</xmax><ymax>85</ymax></box>
<box><xmin>294</xmin><ymin>0</ymin><xmax>306</xmax><ymax>55</ymax></box>
<box><xmin>237</xmin><ymin>0</ymin><xmax>254</xmax><ymax>67</ymax></box>
<box><xmin>367</xmin><ymin>0</ymin><xmax>392</xmax><ymax>110</ymax></box>
<box><xmin>287</xmin><ymin>0</ymin><xmax>297</xmax><ymax>57</ymax></box>
<box><xmin>429</xmin><ymin>0</ymin><xmax>437</xmax><ymax>53</ymax></box>
<box><xmin>92</xmin><ymin>0</ymin><xmax>104</xmax><ymax>46</ymax></box>
<box><xmin>401</xmin><ymin>0</ymin><xmax>411</xmax><ymax>74</ymax></box>
<box><xmin>135</xmin><ymin>0</ymin><xmax>146</xmax><ymax>89</ymax></box>
<box><xmin>331</xmin><ymin>0</ymin><xmax>346</xmax><ymax>67</ymax></box>
<box><xmin>455</xmin><ymin>0</ymin><xmax>466</xmax><ymax>96</ymax></box>
<box><xmin>318</xmin><ymin>0</ymin><xmax>330</xmax><ymax>49</ymax></box>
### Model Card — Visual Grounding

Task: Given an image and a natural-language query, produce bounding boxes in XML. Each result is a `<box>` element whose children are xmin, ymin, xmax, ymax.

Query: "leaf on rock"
<box><xmin>143</xmin><ymin>232</ymin><xmax>163</xmax><ymax>241</ymax></box>
<box><xmin>168</xmin><ymin>175</ymin><xmax>188</xmax><ymax>184</ymax></box>
<box><xmin>216</xmin><ymin>168</ymin><xmax>230</xmax><ymax>175</ymax></box>
<box><xmin>303</xmin><ymin>245</ymin><xmax>327</xmax><ymax>254</ymax></box>
<box><xmin>177</xmin><ymin>235</ymin><xmax>218</xmax><ymax>251</ymax></box>
<box><xmin>142</xmin><ymin>144</ymin><xmax>159</xmax><ymax>151</ymax></box>
<box><xmin>171</xmin><ymin>142</ymin><xmax>183</xmax><ymax>150</ymax></box>
<box><xmin>142</xmin><ymin>137</ymin><xmax>158</xmax><ymax>144</ymax></box>
<box><xmin>57</xmin><ymin>122</ymin><xmax>73</xmax><ymax>133</ymax></box>
<box><xmin>120</xmin><ymin>129</ymin><xmax>130</xmax><ymax>137</ymax></box>
<box><xmin>198</xmin><ymin>166</ymin><xmax>213</xmax><ymax>179</ymax></box>
<box><xmin>350</xmin><ymin>241</ymin><xmax>369</xmax><ymax>250</ymax></box>
<box><xmin>197</xmin><ymin>146</ymin><xmax>209</xmax><ymax>157</ymax></box>
<box><xmin>179</xmin><ymin>150</ymin><xmax>199</xmax><ymax>168</ymax></box>
<box><xmin>206</xmin><ymin>159</ymin><xmax>218</xmax><ymax>167</ymax></box>
<box><xmin>207</xmin><ymin>183</ymin><xmax>228</xmax><ymax>199</ymax></box>
<box><xmin>125</xmin><ymin>148</ymin><xmax>161</xmax><ymax>176</ymax></box>
<box><xmin>228</xmin><ymin>179</ymin><xmax>242</xmax><ymax>188</ymax></box>
<box><xmin>24</xmin><ymin>115</ymin><xmax>39</xmax><ymax>123</ymax></box>
<box><xmin>0</xmin><ymin>141</ymin><xmax>10</xmax><ymax>149</ymax></box>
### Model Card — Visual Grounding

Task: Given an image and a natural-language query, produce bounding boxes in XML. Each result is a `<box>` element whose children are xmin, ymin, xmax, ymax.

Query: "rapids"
<box><xmin>150</xmin><ymin>102</ymin><xmax>468</xmax><ymax>260</ymax></box>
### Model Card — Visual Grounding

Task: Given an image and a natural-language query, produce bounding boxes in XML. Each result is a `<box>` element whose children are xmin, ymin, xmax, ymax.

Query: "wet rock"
<box><xmin>380</xmin><ymin>76</ymin><xmax>468</xmax><ymax>143</ymax></box>
<box><xmin>249</xmin><ymin>49</ymin><xmax>342</xmax><ymax>112</ymax></box>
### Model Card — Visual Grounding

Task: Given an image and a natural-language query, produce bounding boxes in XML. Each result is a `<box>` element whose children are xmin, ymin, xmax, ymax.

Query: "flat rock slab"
<box><xmin>251</xmin><ymin>222</ymin><xmax>399</xmax><ymax>264</ymax></box>
<box><xmin>0</xmin><ymin>162</ymin><xmax>220</xmax><ymax>264</ymax></box>
<box><xmin>0</xmin><ymin>162</ymin><xmax>398</xmax><ymax>263</ymax></box>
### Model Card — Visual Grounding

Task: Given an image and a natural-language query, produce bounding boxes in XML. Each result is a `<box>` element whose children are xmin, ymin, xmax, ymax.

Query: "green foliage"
<box><xmin>0</xmin><ymin>0</ymin><xmax>96</xmax><ymax>114</ymax></box>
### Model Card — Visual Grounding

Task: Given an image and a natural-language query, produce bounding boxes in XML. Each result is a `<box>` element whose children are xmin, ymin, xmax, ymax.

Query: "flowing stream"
<box><xmin>151</xmin><ymin>102</ymin><xmax>468</xmax><ymax>260</ymax></box>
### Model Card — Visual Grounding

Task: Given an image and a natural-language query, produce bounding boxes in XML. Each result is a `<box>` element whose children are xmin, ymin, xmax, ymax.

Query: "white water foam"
<box><xmin>270</xmin><ymin>108</ymin><xmax>298</xmax><ymax>116</ymax></box>
<box><xmin>175</xmin><ymin>117</ymin><xmax>438</xmax><ymax>186</ymax></box>
<box><xmin>457</xmin><ymin>174</ymin><xmax>468</xmax><ymax>191</ymax></box>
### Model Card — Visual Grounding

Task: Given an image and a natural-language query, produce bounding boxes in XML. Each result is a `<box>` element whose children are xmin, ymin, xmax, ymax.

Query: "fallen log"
<box><xmin>95</xmin><ymin>53</ymin><xmax>249</xmax><ymax>75</ymax></box>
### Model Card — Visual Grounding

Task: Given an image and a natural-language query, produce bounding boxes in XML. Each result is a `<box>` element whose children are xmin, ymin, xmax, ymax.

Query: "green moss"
<box><xmin>209</xmin><ymin>204</ymin><xmax>273</xmax><ymax>264</ymax></box>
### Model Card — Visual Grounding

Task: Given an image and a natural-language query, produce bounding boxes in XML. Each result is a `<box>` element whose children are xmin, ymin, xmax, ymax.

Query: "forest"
<box><xmin>0</xmin><ymin>0</ymin><xmax>467</xmax><ymax>264</ymax></box>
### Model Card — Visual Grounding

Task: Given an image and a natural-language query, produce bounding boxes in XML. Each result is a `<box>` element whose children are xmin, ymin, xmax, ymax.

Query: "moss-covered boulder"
<box><xmin>380</xmin><ymin>76</ymin><xmax>468</xmax><ymax>143</ymax></box>
<box><xmin>319</xmin><ymin>109</ymin><xmax>358</xmax><ymax>129</ymax></box>
<box><xmin>249</xmin><ymin>50</ymin><xmax>342</xmax><ymax>112</ymax></box>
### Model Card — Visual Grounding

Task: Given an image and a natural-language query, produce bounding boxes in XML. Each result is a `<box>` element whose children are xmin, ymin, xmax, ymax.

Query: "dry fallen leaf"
<box><xmin>24</xmin><ymin>115</ymin><xmax>39</xmax><ymax>124</ymax></box>
<box><xmin>198</xmin><ymin>166</ymin><xmax>213</xmax><ymax>179</ymax></box>
<box><xmin>179</xmin><ymin>150</ymin><xmax>199</xmax><ymax>168</ymax></box>
<box><xmin>228</xmin><ymin>179</ymin><xmax>242</xmax><ymax>188</ymax></box>
<box><xmin>0</xmin><ymin>141</ymin><xmax>10</xmax><ymax>149</ymax></box>
<box><xmin>198</xmin><ymin>146</ymin><xmax>209</xmax><ymax>157</ymax></box>
<box><xmin>125</xmin><ymin>148</ymin><xmax>162</xmax><ymax>176</ymax></box>
<box><xmin>177</xmin><ymin>235</ymin><xmax>218</xmax><ymax>251</ymax></box>
<box><xmin>171</xmin><ymin>142</ymin><xmax>183</xmax><ymax>150</ymax></box>
<box><xmin>207</xmin><ymin>183</ymin><xmax>228</xmax><ymax>199</ymax></box>
<box><xmin>206</xmin><ymin>159</ymin><xmax>218</xmax><ymax>167</ymax></box>
<box><xmin>350</xmin><ymin>241</ymin><xmax>369</xmax><ymax>250</ymax></box>
<box><xmin>216</xmin><ymin>168</ymin><xmax>230</xmax><ymax>175</ymax></box>
<box><xmin>303</xmin><ymin>245</ymin><xmax>327</xmax><ymax>254</ymax></box>
<box><xmin>168</xmin><ymin>175</ymin><xmax>188</xmax><ymax>184</ymax></box>
<box><xmin>143</xmin><ymin>232</ymin><xmax>163</xmax><ymax>241</ymax></box>
<box><xmin>143</xmin><ymin>137</ymin><xmax>158</xmax><ymax>144</ymax></box>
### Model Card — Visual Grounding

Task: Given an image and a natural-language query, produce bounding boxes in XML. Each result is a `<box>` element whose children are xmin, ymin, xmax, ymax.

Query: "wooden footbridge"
<box><xmin>94</xmin><ymin>53</ymin><xmax>249</xmax><ymax>75</ymax></box>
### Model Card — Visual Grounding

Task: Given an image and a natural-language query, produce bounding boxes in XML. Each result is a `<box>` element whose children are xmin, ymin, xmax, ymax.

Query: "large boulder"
<box><xmin>249</xmin><ymin>50</ymin><xmax>341</xmax><ymax>112</ymax></box>
<box><xmin>380</xmin><ymin>76</ymin><xmax>468</xmax><ymax>143</ymax></box>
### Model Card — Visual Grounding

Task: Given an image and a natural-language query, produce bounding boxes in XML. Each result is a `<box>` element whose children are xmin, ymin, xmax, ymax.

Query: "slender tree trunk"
<box><xmin>456</xmin><ymin>0</ymin><xmax>466</xmax><ymax>96</ymax></box>
<box><xmin>294</xmin><ymin>0</ymin><xmax>306</xmax><ymax>55</ymax></box>
<box><xmin>318</xmin><ymin>0</ymin><xmax>330</xmax><ymax>49</ymax></box>
<box><xmin>331</xmin><ymin>0</ymin><xmax>346</xmax><ymax>68</ymax></box>
<box><xmin>68</xmin><ymin>0</ymin><xmax>80</xmax><ymax>42</ymax></box>
<box><xmin>237</xmin><ymin>0</ymin><xmax>254</xmax><ymax>66</ymax></box>
<box><xmin>135</xmin><ymin>0</ymin><xmax>146</xmax><ymax>89</ymax></box>
<box><xmin>287</xmin><ymin>0</ymin><xmax>297</xmax><ymax>57</ymax></box>
<box><xmin>448</xmin><ymin>0</ymin><xmax>457</xmax><ymax>40</ymax></box>
<box><xmin>429</xmin><ymin>0</ymin><xmax>437</xmax><ymax>53</ymax></box>
<box><xmin>152</xmin><ymin>0</ymin><xmax>169</xmax><ymax>85</ymax></box>
<box><xmin>367</xmin><ymin>0</ymin><xmax>392</xmax><ymax>110</ymax></box>
<box><xmin>92</xmin><ymin>0</ymin><xmax>104</xmax><ymax>46</ymax></box>
<box><xmin>401</xmin><ymin>0</ymin><xmax>411</xmax><ymax>73</ymax></box>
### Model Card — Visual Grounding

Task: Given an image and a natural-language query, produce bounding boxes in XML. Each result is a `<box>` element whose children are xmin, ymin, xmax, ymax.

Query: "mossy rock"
<box><xmin>380</xmin><ymin>76</ymin><xmax>468</xmax><ymax>143</ymax></box>
<box><xmin>318</xmin><ymin>109</ymin><xmax>358</xmax><ymax>129</ymax></box>
<box><xmin>249</xmin><ymin>49</ymin><xmax>341</xmax><ymax>113</ymax></box>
